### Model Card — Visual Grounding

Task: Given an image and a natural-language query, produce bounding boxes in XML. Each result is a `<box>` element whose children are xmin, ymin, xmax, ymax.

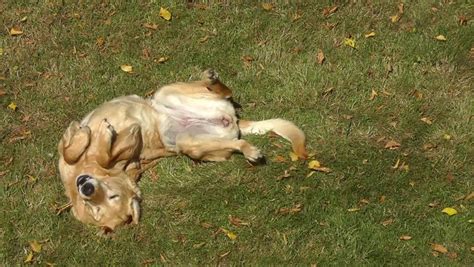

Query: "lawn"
<box><xmin>1</xmin><ymin>1</ymin><xmax>473</xmax><ymax>265</ymax></box>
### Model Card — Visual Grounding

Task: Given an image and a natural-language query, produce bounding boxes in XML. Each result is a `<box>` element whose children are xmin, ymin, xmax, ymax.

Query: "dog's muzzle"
<box><xmin>76</xmin><ymin>175</ymin><xmax>95</xmax><ymax>197</ymax></box>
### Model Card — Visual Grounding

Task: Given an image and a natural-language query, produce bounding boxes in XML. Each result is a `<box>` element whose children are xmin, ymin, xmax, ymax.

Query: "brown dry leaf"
<box><xmin>399</xmin><ymin>235</ymin><xmax>412</xmax><ymax>241</ymax></box>
<box><xmin>143</xmin><ymin>23</ymin><xmax>158</xmax><ymax>30</ymax></box>
<box><xmin>200</xmin><ymin>222</ymin><xmax>213</xmax><ymax>229</ymax></box>
<box><xmin>385</xmin><ymin>140</ymin><xmax>400</xmax><ymax>150</ymax></box>
<box><xmin>142</xmin><ymin>48</ymin><xmax>151</xmax><ymax>60</ymax></box>
<box><xmin>96</xmin><ymin>37</ymin><xmax>105</xmax><ymax>48</ymax></box>
<box><xmin>317</xmin><ymin>50</ymin><xmax>325</xmax><ymax>65</ymax></box>
<box><xmin>261</xmin><ymin>3</ymin><xmax>273</xmax><ymax>11</ymax></box>
<box><xmin>277</xmin><ymin>169</ymin><xmax>291</xmax><ymax>180</ymax></box>
<box><xmin>422</xmin><ymin>143</ymin><xmax>436</xmax><ymax>150</ymax></box>
<box><xmin>242</xmin><ymin>55</ymin><xmax>254</xmax><ymax>67</ymax></box>
<box><xmin>193</xmin><ymin>242</ymin><xmax>206</xmax><ymax>249</ymax></box>
<box><xmin>278</xmin><ymin>203</ymin><xmax>303</xmax><ymax>215</ymax></box>
<box><xmin>431</xmin><ymin>243</ymin><xmax>448</xmax><ymax>254</ymax></box>
<box><xmin>273</xmin><ymin>155</ymin><xmax>286</xmax><ymax>163</ymax></box>
<box><xmin>464</xmin><ymin>192</ymin><xmax>474</xmax><ymax>201</ymax></box>
<box><xmin>312</xmin><ymin>166</ymin><xmax>331</xmax><ymax>173</ymax></box>
<box><xmin>458</xmin><ymin>15</ymin><xmax>468</xmax><ymax>26</ymax></box>
<box><xmin>322</xmin><ymin>6</ymin><xmax>338</xmax><ymax>16</ymax></box>
<box><xmin>10</xmin><ymin>27</ymin><xmax>23</xmax><ymax>36</ymax></box>
<box><xmin>159</xmin><ymin>7</ymin><xmax>172</xmax><ymax>21</ymax></box>
<box><xmin>292</xmin><ymin>12</ymin><xmax>303</xmax><ymax>22</ymax></box>
<box><xmin>447</xmin><ymin>252</ymin><xmax>458</xmax><ymax>260</ymax></box>
<box><xmin>228</xmin><ymin>215</ymin><xmax>250</xmax><ymax>227</ymax></box>
<box><xmin>382</xmin><ymin>218</ymin><xmax>394</xmax><ymax>226</ymax></box>
<box><xmin>435</xmin><ymin>35</ymin><xmax>447</xmax><ymax>41</ymax></box>
<box><xmin>369</xmin><ymin>89</ymin><xmax>378</xmax><ymax>100</ymax></box>
<box><xmin>120</xmin><ymin>65</ymin><xmax>133</xmax><ymax>73</ymax></box>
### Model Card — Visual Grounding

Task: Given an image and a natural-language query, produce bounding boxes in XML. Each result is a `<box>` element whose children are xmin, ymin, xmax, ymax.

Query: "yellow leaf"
<box><xmin>9</xmin><ymin>27</ymin><xmax>23</xmax><ymax>36</ymax></box>
<box><xmin>435</xmin><ymin>35</ymin><xmax>447</xmax><ymax>41</ymax></box>
<box><xmin>156</xmin><ymin>56</ymin><xmax>169</xmax><ymax>64</ymax></box>
<box><xmin>365</xmin><ymin>31</ymin><xmax>376</xmax><ymax>38</ymax></box>
<box><xmin>289</xmin><ymin>151</ymin><xmax>298</xmax><ymax>162</ymax></box>
<box><xmin>390</xmin><ymin>14</ymin><xmax>401</xmax><ymax>23</ymax></box>
<box><xmin>7</xmin><ymin>102</ymin><xmax>17</xmax><ymax>111</ymax></box>
<box><xmin>347</xmin><ymin>208</ymin><xmax>360</xmax><ymax>212</ymax></box>
<box><xmin>24</xmin><ymin>251</ymin><xmax>33</xmax><ymax>263</ymax></box>
<box><xmin>20</xmin><ymin>16</ymin><xmax>28</xmax><ymax>22</ymax></box>
<box><xmin>308</xmin><ymin>160</ymin><xmax>321</xmax><ymax>169</ymax></box>
<box><xmin>317</xmin><ymin>50</ymin><xmax>325</xmax><ymax>65</ymax></box>
<box><xmin>159</xmin><ymin>7</ymin><xmax>172</xmax><ymax>21</ymax></box>
<box><xmin>443</xmin><ymin>133</ymin><xmax>452</xmax><ymax>140</ymax></box>
<box><xmin>420</xmin><ymin>117</ymin><xmax>432</xmax><ymax>125</ymax></box>
<box><xmin>29</xmin><ymin>240</ymin><xmax>42</xmax><ymax>253</ymax></box>
<box><xmin>261</xmin><ymin>3</ymin><xmax>273</xmax><ymax>11</ymax></box>
<box><xmin>441</xmin><ymin>207</ymin><xmax>458</xmax><ymax>216</ymax></box>
<box><xmin>369</xmin><ymin>89</ymin><xmax>378</xmax><ymax>100</ymax></box>
<box><xmin>344</xmin><ymin>37</ymin><xmax>356</xmax><ymax>49</ymax></box>
<box><xmin>120</xmin><ymin>65</ymin><xmax>133</xmax><ymax>73</ymax></box>
<box><xmin>400</xmin><ymin>235</ymin><xmax>412</xmax><ymax>241</ymax></box>
<box><xmin>221</xmin><ymin>228</ymin><xmax>237</xmax><ymax>240</ymax></box>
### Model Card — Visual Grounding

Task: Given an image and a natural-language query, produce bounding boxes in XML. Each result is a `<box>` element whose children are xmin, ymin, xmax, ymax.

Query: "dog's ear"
<box><xmin>59</xmin><ymin>121</ymin><xmax>91</xmax><ymax>164</ymax></box>
<box><xmin>130</xmin><ymin>198</ymin><xmax>141</xmax><ymax>224</ymax></box>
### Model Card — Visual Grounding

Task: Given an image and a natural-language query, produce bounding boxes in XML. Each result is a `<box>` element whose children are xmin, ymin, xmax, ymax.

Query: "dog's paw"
<box><xmin>202</xmin><ymin>69</ymin><xmax>219</xmax><ymax>83</ymax></box>
<box><xmin>244</xmin><ymin>146</ymin><xmax>265</xmax><ymax>165</ymax></box>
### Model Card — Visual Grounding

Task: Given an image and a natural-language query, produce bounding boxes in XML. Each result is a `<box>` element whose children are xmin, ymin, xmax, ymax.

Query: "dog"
<box><xmin>58</xmin><ymin>70</ymin><xmax>307</xmax><ymax>232</ymax></box>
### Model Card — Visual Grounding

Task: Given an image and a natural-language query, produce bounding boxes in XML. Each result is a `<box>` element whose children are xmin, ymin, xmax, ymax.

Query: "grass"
<box><xmin>1</xmin><ymin>1</ymin><xmax>473</xmax><ymax>265</ymax></box>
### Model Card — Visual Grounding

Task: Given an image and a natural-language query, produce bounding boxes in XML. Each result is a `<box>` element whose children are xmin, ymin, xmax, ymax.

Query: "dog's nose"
<box><xmin>80</xmin><ymin>182</ymin><xmax>95</xmax><ymax>196</ymax></box>
<box><xmin>76</xmin><ymin>175</ymin><xmax>91</xmax><ymax>187</ymax></box>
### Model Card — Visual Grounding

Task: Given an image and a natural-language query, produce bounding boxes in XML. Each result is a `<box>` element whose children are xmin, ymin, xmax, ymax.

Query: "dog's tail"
<box><xmin>238</xmin><ymin>119</ymin><xmax>307</xmax><ymax>159</ymax></box>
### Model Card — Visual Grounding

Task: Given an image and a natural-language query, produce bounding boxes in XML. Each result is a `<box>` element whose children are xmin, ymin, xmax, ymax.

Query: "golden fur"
<box><xmin>58</xmin><ymin>70</ymin><xmax>307</xmax><ymax>232</ymax></box>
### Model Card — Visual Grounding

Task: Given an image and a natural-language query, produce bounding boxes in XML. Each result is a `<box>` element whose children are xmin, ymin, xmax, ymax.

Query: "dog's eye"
<box><xmin>108</xmin><ymin>194</ymin><xmax>119</xmax><ymax>200</ymax></box>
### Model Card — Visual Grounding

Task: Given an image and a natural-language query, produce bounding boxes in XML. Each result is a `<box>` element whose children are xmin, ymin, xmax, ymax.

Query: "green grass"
<box><xmin>1</xmin><ymin>1</ymin><xmax>473</xmax><ymax>265</ymax></box>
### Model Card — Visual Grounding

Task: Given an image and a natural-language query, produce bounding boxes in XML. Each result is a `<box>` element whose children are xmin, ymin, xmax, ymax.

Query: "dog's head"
<box><xmin>58</xmin><ymin>119</ymin><xmax>143</xmax><ymax>231</ymax></box>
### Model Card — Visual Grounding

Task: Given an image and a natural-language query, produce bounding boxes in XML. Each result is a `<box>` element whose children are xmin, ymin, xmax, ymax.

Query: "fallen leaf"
<box><xmin>278</xmin><ymin>203</ymin><xmax>303</xmax><ymax>215</ymax></box>
<box><xmin>447</xmin><ymin>252</ymin><xmax>458</xmax><ymax>259</ymax></box>
<box><xmin>365</xmin><ymin>31</ymin><xmax>376</xmax><ymax>38</ymax></box>
<box><xmin>193</xmin><ymin>242</ymin><xmax>206</xmax><ymax>249</ymax></box>
<box><xmin>435</xmin><ymin>35</ymin><xmax>447</xmax><ymax>41</ymax></box>
<box><xmin>155</xmin><ymin>56</ymin><xmax>169</xmax><ymax>64</ymax></box>
<box><xmin>7</xmin><ymin>102</ymin><xmax>17</xmax><ymax>111</ymax></box>
<box><xmin>441</xmin><ymin>207</ymin><xmax>458</xmax><ymax>216</ymax></box>
<box><xmin>289</xmin><ymin>151</ymin><xmax>298</xmax><ymax>162</ymax></box>
<box><xmin>242</xmin><ymin>55</ymin><xmax>254</xmax><ymax>66</ymax></box>
<box><xmin>198</xmin><ymin>35</ymin><xmax>209</xmax><ymax>43</ymax></box>
<box><xmin>379</xmin><ymin>195</ymin><xmax>386</xmax><ymax>203</ymax></box>
<box><xmin>10</xmin><ymin>27</ymin><xmax>23</xmax><ymax>36</ymax></box>
<box><xmin>143</xmin><ymin>23</ymin><xmax>158</xmax><ymax>30</ymax></box>
<box><xmin>359</xmin><ymin>199</ymin><xmax>370</xmax><ymax>205</ymax></box>
<box><xmin>228</xmin><ymin>215</ymin><xmax>250</xmax><ymax>227</ymax></box>
<box><xmin>428</xmin><ymin>202</ymin><xmax>439</xmax><ymax>208</ymax></box>
<box><xmin>391</xmin><ymin>158</ymin><xmax>400</xmax><ymax>169</ymax></box>
<box><xmin>312</xmin><ymin>166</ymin><xmax>331</xmax><ymax>173</ymax></box>
<box><xmin>317</xmin><ymin>50</ymin><xmax>325</xmax><ymax>65</ymax></box>
<box><xmin>344</xmin><ymin>37</ymin><xmax>356</xmax><ymax>49</ymax></box>
<box><xmin>390</xmin><ymin>14</ymin><xmax>401</xmax><ymax>23</ymax></box>
<box><xmin>443</xmin><ymin>134</ymin><xmax>452</xmax><ymax>140</ymax></box>
<box><xmin>431</xmin><ymin>243</ymin><xmax>448</xmax><ymax>254</ymax></box>
<box><xmin>261</xmin><ymin>3</ymin><xmax>273</xmax><ymax>11</ymax></box>
<box><xmin>422</xmin><ymin>143</ymin><xmax>437</xmax><ymax>151</ymax></box>
<box><xmin>322</xmin><ymin>6</ymin><xmax>338</xmax><ymax>16</ymax></box>
<box><xmin>200</xmin><ymin>222</ymin><xmax>213</xmax><ymax>229</ymax></box>
<box><xmin>277</xmin><ymin>169</ymin><xmax>291</xmax><ymax>180</ymax></box>
<box><xmin>308</xmin><ymin>160</ymin><xmax>321</xmax><ymax>169</ymax></box>
<box><xmin>458</xmin><ymin>15</ymin><xmax>468</xmax><ymax>26</ymax></box>
<box><xmin>369</xmin><ymin>89</ymin><xmax>378</xmax><ymax>100</ymax></box>
<box><xmin>273</xmin><ymin>155</ymin><xmax>286</xmax><ymax>163</ymax></box>
<box><xmin>221</xmin><ymin>228</ymin><xmax>237</xmax><ymax>240</ymax></box>
<box><xmin>292</xmin><ymin>12</ymin><xmax>303</xmax><ymax>22</ymax></box>
<box><xmin>306</xmin><ymin>171</ymin><xmax>316</xmax><ymax>178</ymax></box>
<box><xmin>400</xmin><ymin>235</ymin><xmax>412</xmax><ymax>241</ymax></box>
<box><xmin>464</xmin><ymin>192</ymin><xmax>474</xmax><ymax>201</ymax></box>
<box><xmin>24</xmin><ymin>251</ymin><xmax>33</xmax><ymax>263</ymax></box>
<box><xmin>120</xmin><ymin>65</ymin><xmax>133</xmax><ymax>73</ymax></box>
<box><xmin>159</xmin><ymin>7</ymin><xmax>172</xmax><ymax>21</ymax></box>
<box><xmin>382</xmin><ymin>218</ymin><xmax>394</xmax><ymax>226</ymax></box>
<box><xmin>347</xmin><ymin>208</ymin><xmax>360</xmax><ymax>212</ymax></box>
<box><xmin>0</xmin><ymin>89</ymin><xmax>6</xmax><ymax>97</ymax></box>
<box><xmin>29</xmin><ymin>240</ymin><xmax>42</xmax><ymax>253</ymax></box>
<box><xmin>384</xmin><ymin>140</ymin><xmax>400</xmax><ymax>150</ymax></box>
<box><xmin>219</xmin><ymin>251</ymin><xmax>231</xmax><ymax>258</ymax></box>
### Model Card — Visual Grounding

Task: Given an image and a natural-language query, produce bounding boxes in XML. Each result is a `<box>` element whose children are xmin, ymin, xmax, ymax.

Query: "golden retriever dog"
<box><xmin>58</xmin><ymin>70</ymin><xmax>307</xmax><ymax>232</ymax></box>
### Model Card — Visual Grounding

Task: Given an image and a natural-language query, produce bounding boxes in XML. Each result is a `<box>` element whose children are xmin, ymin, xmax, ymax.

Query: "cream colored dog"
<box><xmin>58</xmin><ymin>70</ymin><xmax>307</xmax><ymax>232</ymax></box>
